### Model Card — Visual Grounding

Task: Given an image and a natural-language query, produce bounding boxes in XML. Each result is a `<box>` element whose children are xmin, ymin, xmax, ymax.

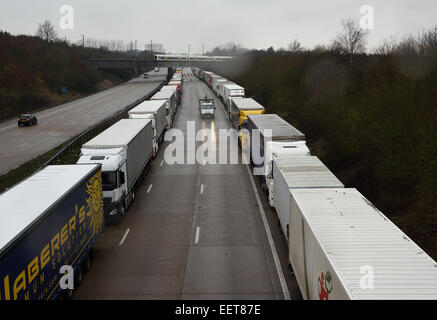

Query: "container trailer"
<box><xmin>77</xmin><ymin>119</ymin><xmax>153</xmax><ymax>223</ymax></box>
<box><xmin>161</xmin><ymin>85</ymin><xmax>181</xmax><ymax>105</ymax></box>
<box><xmin>151</xmin><ymin>90</ymin><xmax>177</xmax><ymax>121</ymax></box>
<box><xmin>0</xmin><ymin>164</ymin><xmax>104</xmax><ymax>300</ymax></box>
<box><xmin>289</xmin><ymin>188</ymin><xmax>437</xmax><ymax>300</ymax></box>
<box><xmin>223</xmin><ymin>84</ymin><xmax>245</xmax><ymax>114</ymax></box>
<box><xmin>247</xmin><ymin>114</ymin><xmax>310</xmax><ymax>192</ymax></box>
<box><xmin>128</xmin><ymin>100</ymin><xmax>168</xmax><ymax>157</ymax></box>
<box><xmin>272</xmin><ymin>156</ymin><xmax>344</xmax><ymax>239</ymax></box>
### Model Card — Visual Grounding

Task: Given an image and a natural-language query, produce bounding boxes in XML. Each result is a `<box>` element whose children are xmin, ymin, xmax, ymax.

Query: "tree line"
<box><xmin>219</xmin><ymin>20</ymin><xmax>437</xmax><ymax>260</ymax></box>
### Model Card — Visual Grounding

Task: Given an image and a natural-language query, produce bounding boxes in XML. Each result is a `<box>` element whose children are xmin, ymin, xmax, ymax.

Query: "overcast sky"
<box><xmin>1</xmin><ymin>0</ymin><xmax>436</xmax><ymax>53</ymax></box>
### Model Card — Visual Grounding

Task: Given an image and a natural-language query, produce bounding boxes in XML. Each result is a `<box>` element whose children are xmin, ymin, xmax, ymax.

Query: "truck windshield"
<box><xmin>102</xmin><ymin>171</ymin><xmax>117</xmax><ymax>191</ymax></box>
<box><xmin>202</xmin><ymin>104</ymin><xmax>214</xmax><ymax>109</ymax></box>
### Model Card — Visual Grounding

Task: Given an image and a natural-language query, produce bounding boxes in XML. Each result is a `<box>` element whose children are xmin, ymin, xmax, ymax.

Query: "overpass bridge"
<box><xmin>90</xmin><ymin>58</ymin><xmax>244</xmax><ymax>74</ymax></box>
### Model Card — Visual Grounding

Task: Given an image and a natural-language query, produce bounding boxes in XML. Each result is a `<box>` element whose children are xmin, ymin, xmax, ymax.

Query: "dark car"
<box><xmin>18</xmin><ymin>114</ymin><xmax>37</xmax><ymax>127</ymax></box>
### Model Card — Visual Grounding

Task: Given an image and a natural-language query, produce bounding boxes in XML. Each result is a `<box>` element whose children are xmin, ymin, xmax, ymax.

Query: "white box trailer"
<box><xmin>78</xmin><ymin>119</ymin><xmax>153</xmax><ymax>223</ymax></box>
<box><xmin>129</xmin><ymin>100</ymin><xmax>168</xmax><ymax>157</ymax></box>
<box><xmin>212</xmin><ymin>77</ymin><xmax>227</xmax><ymax>96</ymax></box>
<box><xmin>161</xmin><ymin>84</ymin><xmax>181</xmax><ymax>105</ymax></box>
<box><xmin>289</xmin><ymin>188</ymin><xmax>437</xmax><ymax>300</ymax></box>
<box><xmin>247</xmin><ymin>114</ymin><xmax>310</xmax><ymax>187</ymax></box>
<box><xmin>223</xmin><ymin>84</ymin><xmax>245</xmax><ymax>113</ymax></box>
<box><xmin>151</xmin><ymin>90</ymin><xmax>176</xmax><ymax>120</ymax></box>
<box><xmin>273</xmin><ymin>156</ymin><xmax>344</xmax><ymax>240</ymax></box>
<box><xmin>218</xmin><ymin>81</ymin><xmax>235</xmax><ymax>101</ymax></box>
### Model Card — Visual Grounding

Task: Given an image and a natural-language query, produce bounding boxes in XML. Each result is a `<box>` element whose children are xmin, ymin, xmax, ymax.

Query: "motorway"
<box><xmin>74</xmin><ymin>69</ymin><xmax>301</xmax><ymax>300</ymax></box>
<box><xmin>0</xmin><ymin>69</ymin><xmax>168</xmax><ymax>175</ymax></box>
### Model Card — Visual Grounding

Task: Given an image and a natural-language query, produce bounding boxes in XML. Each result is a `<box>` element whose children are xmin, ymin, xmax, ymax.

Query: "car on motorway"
<box><xmin>17</xmin><ymin>113</ymin><xmax>37</xmax><ymax>127</ymax></box>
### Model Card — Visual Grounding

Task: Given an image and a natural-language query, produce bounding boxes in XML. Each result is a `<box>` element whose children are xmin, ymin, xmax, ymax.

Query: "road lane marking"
<box><xmin>200</xmin><ymin>184</ymin><xmax>204</xmax><ymax>195</ymax></box>
<box><xmin>147</xmin><ymin>184</ymin><xmax>153</xmax><ymax>194</ymax></box>
<box><xmin>195</xmin><ymin>226</ymin><xmax>200</xmax><ymax>244</ymax></box>
<box><xmin>18</xmin><ymin>142</ymin><xmax>29</xmax><ymax>148</ymax></box>
<box><xmin>119</xmin><ymin>228</ymin><xmax>130</xmax><ymax>246</ymax></box>
<box><xmin>245</xmin><ymin>164</ymin><xmax>291</xmax><ymax>300</ymax></box>
<box><xmin>48</xmin><ymin>131</ymin><xmax>55</xmax><ymax>135</ymax></box>
<box><xmin>13</xmin><ymin>132</ymin><xmax>23</xmax><ymax>137</ymax></box>
<box><xmin>160</xmin><ymin>160</ymin><xmax>164</xmax><ymax>166</ymax></box>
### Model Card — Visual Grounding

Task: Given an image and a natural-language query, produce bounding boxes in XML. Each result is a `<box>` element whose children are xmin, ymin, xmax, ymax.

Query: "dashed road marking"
<box><xmin>147</xmin><ymin>184</ymin><xmax>153</xmax><ymax>194</ymax></box>
<box><xmin>200</xmin><ymin>184</ymin><xmax>204</xmax><ymax>195</ymax></box>
<box><xmin>160</xmin><ymin>160</ymin><xmax>164</xmax><ymax>166</ymax></box>
<box><xmin>119</xmin><ymin>228</ymin><xmax>130</xmax><ymax>246</ymax></box>
<box><xmin>18</xmin><ymin>142</ymin><xmax>29</xmax><ymax>148</ymax></box>
<box><xmin>245</xmin><ymin>164</ymin><xmax>291</xmax><ymax>300</ymax></box>
<box><xmin>195</xmin><ymin>226</ymin><xmax>200</xmax><ymax>244</ymax></box>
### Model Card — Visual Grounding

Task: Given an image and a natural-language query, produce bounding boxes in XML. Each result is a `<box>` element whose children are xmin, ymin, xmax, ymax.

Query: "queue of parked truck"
<box><xmin>2</xmin><ymin>65</ymin><xmax>437</xmax><ymax>300</ymax></box>
<box><xmin>194</xmin><ymin>67</ymin><xmax>437</xmax><ymax>300</ymax></box>
<box><xmin>0</xmin><ymin>69</ymin><xmax>183</xmax><ymax>300</ymax></box>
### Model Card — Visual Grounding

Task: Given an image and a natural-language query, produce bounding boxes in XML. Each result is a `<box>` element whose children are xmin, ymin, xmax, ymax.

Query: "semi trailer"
<box><xmin>247</xmin><ymin>114</ymin><xmax>310</xmax><ymax>193</ymax></box>
<box><xmin>77</xmin><ymin>119</ymin><xmax>153</xmax><ymax>223</ymax></box>
<box><xmin>272</xmin><ymin>155</ymin><xmax>344</xmax><ymax>239</ymax></box>
<box><xmin>128</xmin><ymin>100</ymin><xmax>168</xmax><ymax>158</ymax></box>
<box><xmin>223</xmin><ymin>84</ymin><xmax>245</xmax><ymax>114</ymax></box>
<box><xmin>0</xmin><ymin>164</ymin><xmax>104</xmax><ymax>300</ymax></box>
<box><xmin>161</xmin><ymin>85</ymin><xmax>181</xmax><ymax>105</ymax></box>
<box><xmin>289</xmin><ymin>188</ymin><xmax>437</xmax><ymax>300</ymax></box>
<box><xmin>151</xmin><ymin>90</ymin><xmax>177</xmax><ymax>121</ymax></box>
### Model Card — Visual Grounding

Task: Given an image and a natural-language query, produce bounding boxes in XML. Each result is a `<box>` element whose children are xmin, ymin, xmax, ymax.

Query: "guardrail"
<box><xmin>37</xmin><ymin>70</ymin><xmax>173</xmax><ymax>172</ymax></box>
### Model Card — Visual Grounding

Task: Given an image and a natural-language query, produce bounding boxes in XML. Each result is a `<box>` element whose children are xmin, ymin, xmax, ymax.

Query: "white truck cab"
<box><xmin>77</xmin><ymin>119</ymin><xmax>153</xmax><ymax>223</ymax></box>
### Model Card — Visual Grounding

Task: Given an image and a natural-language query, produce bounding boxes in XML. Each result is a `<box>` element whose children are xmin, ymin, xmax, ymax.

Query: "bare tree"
<box><xmin>374</xmin><ymin>36</ymin><xmax>398</xmax><ymax>55</ymax></box>
<box><xmin>333</xmin><ymin>18</ymin><xmax>369</xmax><ymax>55</ymax></box>
<box><xmin>36</xmin><ymin>20</ymin><xmax>58</xmax><ymax>42</ymax></box>
<box><xmin>288</xmin><ymin>39</ymin><xmax>303</xmax><ymax>53</ymax></box>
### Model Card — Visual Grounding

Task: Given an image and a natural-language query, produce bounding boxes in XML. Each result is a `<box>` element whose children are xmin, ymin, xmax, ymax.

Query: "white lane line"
<box><xmin>48</xmin><ymin>131</ymin><xmax>55</xmax><ymax>136</ymax></box>
<box><xmin>13</xmin><ymin>132</ymin><xmax>23</xmax><ymax>137</ymax></box>
<box><xmin>200</xmin><ymin>184</ymin><xmax>204</xmax><ymax>195</ymax></box>
<box><xmin>118</xmin><ymin>228</ymin><xmax>130</xmax><ymax>246</ymax></box>
<box><xmin>18</xmin><ymin>142</ymin><xmax>29</xmax><ymax>148</ymax></box>
<box><xmin>245</xmin><ymin>164</ymin><xmax>291</xmax><ymax>300</ymax></box>
<box><xmin>160</xmin><ymin>160</ymin><xmax>164</xmax><ymax>166</ymax></box>
<box><xmin>195</xmin><ymin>226</ymin><xmax>200</xmax><ymax>244</ymax></box>
<box><xmin>147</xmin><ymin>184</ymin><xmax>153</xmax><ymax>194</ymax></box>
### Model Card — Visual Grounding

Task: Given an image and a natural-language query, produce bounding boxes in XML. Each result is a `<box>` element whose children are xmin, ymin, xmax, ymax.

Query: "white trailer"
<box><xmin>289</xmin><ymin>188</ymin><xmax>437</xmax><ymax>300</ymax></box>
<box><xmin>77</xmin><ymin>119</ymin><xmax>153</xmax><ymax>223</ymax></box>
<box><xmin>151</xmin><ymin>90</ymin><xmax>176</xmax><ymax>122</ymax></box>
<box><xmin>128</xmin><ymin>100</ymin><xmax>168</xmax><ymax>157</ymax></box>
<box><xmin>218</xmin><ymin>81</ymin><xmax>234</xmax><ymax>101</ymax></box>
<box><xmin>212</xmin><ymin>77</ymin><xmax>227</xmax><ymax>96</ymax></box>
<box><xmin>247</xmin><ymin>114</ymin><xmax>311</xmax><ymax>196</ymax></box>
<box><xmin>273</xmin><ymin>155</ymin><xmax>344</xmax><ymax>240</ymax></box>
<box><xmin>223</xmin><ymin>84</ymin><xmax>245</xmax><ymax>113</ymax></box>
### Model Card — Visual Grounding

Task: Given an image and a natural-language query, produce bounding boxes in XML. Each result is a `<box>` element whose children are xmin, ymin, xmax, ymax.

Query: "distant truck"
<box><xmin>247</xmin><ymin>114</ymin><xmax>310</xmax><ymax>193</ymax></box>
<box><xmin>161</xmin><ymin>85</ymin><xmax>181</xmax><ymax>105</ymax></box>
<box><xmin>217</xmin><ymin>80</ymin><xmax>235</xmax><ymax>101</ymax></box>
<box><xmin>0</xmin><ymin>164</ymin><xmax>104</xmax><ymax>300</ymax></box>
<box><xmin>151</xmin><ymin>90</ymin><xmax>177</xmax><ymax>121</ymax></box>
<box><xmin>199</xmin><ymin>97</ymin><xmax>216</xmax><ymax>118</ymax></box>
<box><xmin>77</xmin><ymin>119</ymin><xmax>153</xmax><ymax>223</ymax></box>
<box><xmin>223</xmin><ymin>84</ymin><xmax>245</xmax><ymax>113</ymax></box>
<box><xmin>128</xmin><ymin>100</ymin><xmax>168</xmax><ymax>158</ymax></box>
<box><xmin>211</xmin><ymin>77</ymin><xmax>227</xmax><ymax>96</ymax></box>
<box><xmin>229</xmin><ymin>98</ymin><xmax>265</xmax><ymax>148</ymax></box>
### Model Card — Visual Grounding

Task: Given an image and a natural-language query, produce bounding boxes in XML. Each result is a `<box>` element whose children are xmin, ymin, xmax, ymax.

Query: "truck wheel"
<box><xmin>74</xmin><ymin>265</ymin><xmax>84</xmax><ymax>288</ymax></box>
<box><xmin>82</xmin><ymin>250</ymin><xmax>92</xmax><ymax>273</ymax></box>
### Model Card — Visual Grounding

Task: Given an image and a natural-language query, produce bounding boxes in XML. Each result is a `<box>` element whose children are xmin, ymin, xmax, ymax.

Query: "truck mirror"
<box><xmin>118</xmin><ymin>171</ymin><xmax>125</xmax><ymax>187</ymax></box>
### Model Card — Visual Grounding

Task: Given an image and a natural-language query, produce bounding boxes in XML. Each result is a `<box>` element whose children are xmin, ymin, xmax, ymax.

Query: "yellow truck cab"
<box><xmin>230</xmin><ymin>98</ymin><xmax>265</xmax><ymax>149</ymax></box>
